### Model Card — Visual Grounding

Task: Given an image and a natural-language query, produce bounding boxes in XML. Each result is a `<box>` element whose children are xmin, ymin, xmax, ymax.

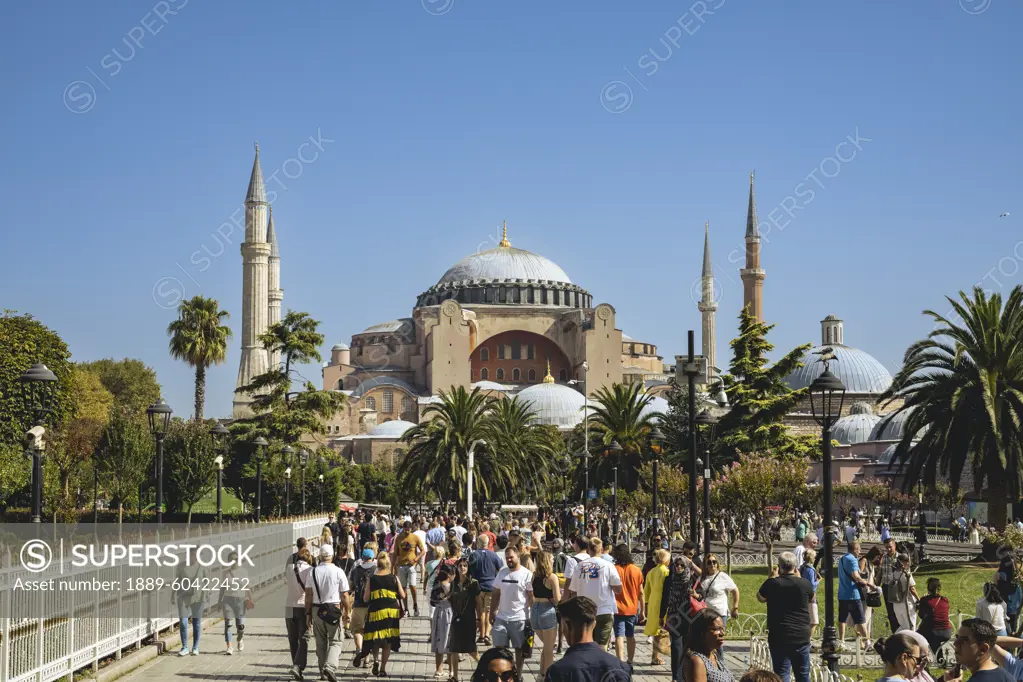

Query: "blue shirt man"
<box><xmin>470</xmin><ymin>541</ymin><xmax>503</xmax><ymax>592</ymax></box>
<box><xmin>838</xmin><ymin>551</ymin><xmax>861</xmax><ymax>600</ymax></box>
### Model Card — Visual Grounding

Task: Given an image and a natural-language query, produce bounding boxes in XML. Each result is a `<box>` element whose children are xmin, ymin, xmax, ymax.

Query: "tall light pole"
<box><xmin>681</xmin><ymin>332</ymin><xmax>701</xmax><ymax>552</ymax></box>
<box><xmin>569</xmin><ymin>362</ymin><xmax>590</xmax><ymax>529</ymax></box>
<box><xmin>559</xmin><ymin>454</ymin><xmax>572</xmax><ymax>536</ymax></box>
<box><xmin>695</xmin><ymin>409</ymin><xmax>719</xmax><ymax>554</ymax></box>
<box><xmin>606</xmin><ymin>441</ymin><xmax>623</xmax><ymax>542</ymax></box>
<box><xmin>252</xmin><ymin>436</ymin><xmax>268</xmax><ymax>523</ymax></box>
<box><xmin>467</xmin><ymin>439</ymin><xmax>487</xmax><ymax>518</ymax></box>
<box><xmin>809</xmin><ymin>366</ymin><xmax>846</xmax><ymax>674</ymax></box>
<box><xmin>210</xmin><ymin>422</ymin><xmax>229</xmax><ymax>524</ymax></box>
<box><xmin>282</xmin><ymin>445</ymin><xmax>294</xmax><ymax>518</ymax></box>
<box><xmin>146</xmin><ymin>399</ymin><xmax>173</xmax><ymax>525</ymax></box>
<box><xmin>318</xmin><ymin>473</ymin><xmax>325</xmax><ymax>513</ymax></box>
<box><xmin>19</xmin><ymin>363</ymin><xmax>59</xmax><ymax>525</ymax></box>
<box><xmin>300</xmin><ymin>449</ymin><xmax>310</xmax><ymax>514</ymax></box>
<box><xmin>649</xmin><ymin>426</ymin><xmax>665</xmax><ymax>535</ymax></box>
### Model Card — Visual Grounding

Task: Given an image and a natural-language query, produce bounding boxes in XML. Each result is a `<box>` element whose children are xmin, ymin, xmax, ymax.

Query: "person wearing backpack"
<box><xmin>350</xmin><ymin>545</ymin><xmax>378</xmax><ymax>669</ymax></box>
<box><xmin>305</xmin><ymin>543</ymin><xmax>349</xmax><ymax>682</ymax></box>
<box><xmin>284</xmin><ymin>541</ymin><xmax>314</xmax><ymax>681</ymax></box>
<box><xmin>470</xmin><ymin>534</ymin><xmax>502</xmax><ymax>646</ymax></box>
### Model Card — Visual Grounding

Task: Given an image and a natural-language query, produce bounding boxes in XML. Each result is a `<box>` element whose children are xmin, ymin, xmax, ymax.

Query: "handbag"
<box><xmin>843</xmin><ymin>556</ymin><xmax>881</xmax><ymax>607</ymax></box>
<box><xmin>689</xmin><ymin>594</ymin><xmax>707</xmax><ymax>616</ymax></box>
<box><xmin>311</xmin><ymin>566</ymin><xmax>343</xmax><ymax>625</ymax></box>
<box><xmin>522</xmin><ymin>620</ymin><xmax>535</xmax><ymax>659</ymax></box>
<box><xmin>654</xmin><ymin>629</ymin><xmax>671</xmax><ymax>655</ymax></box>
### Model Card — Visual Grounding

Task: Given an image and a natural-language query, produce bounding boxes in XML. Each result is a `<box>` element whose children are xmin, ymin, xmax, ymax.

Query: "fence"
<box><xmin>0</xmin><ymin>516</ymin><xmax>324</xmax><ymax>682</ymax></box>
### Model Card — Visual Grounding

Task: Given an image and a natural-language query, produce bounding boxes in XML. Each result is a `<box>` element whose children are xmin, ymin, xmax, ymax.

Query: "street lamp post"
<box><xmin>569</xmin><ymin>363</ymin><xmax>590</xmax><ymax>528</ymax></box>
<box><xmin>649</xmin><ymin>426</ymin><xmax>665</xmax><ymax>535</ymax></box>
<box><xmin>318</xmin><ymin>473</ymin><xmax>325</xmax><ymax>513</ymax></box>
<box><xmin>281</xmin><ymin>445</ymin><xmax>294</xmax><ymax>518</ymax></box>
<box><xmin>606</xmin><ymin>441</ymin><xmax>623</xmax><ymax>542</ymax></box>
<box><xmin>809</xmin><ymin>366</ymin><xmax>847</xmax><ymax>674</ymax></box>
<box><xmin>210</xmin><ymin>423</ymin><xmax>229</xmax><ymax>524</ymax></box>
<box><xmin>146</xmin><ymin>399</ymin><xmax>173</xmax><ymax>525</ymax></box>
<box><xmin>93</xmin><ymin>466</ymin><xmax>100</xmax><ymax>524</ymax></box>
<box><xmin>252</xmin><ymin>437</ymin><xmax>268</xmax><ymax>523</ymax></box>
<box><xmin>300</xmin><ymin>450</ymin><xmax>310</xmax><ymax>514</ymax></box>
<box><xmin>682</xmin><ymin>331</ymin><xmax>701</xmax><ymax>551</ymax></box>
<box><xmin>695</xmin><ymin>409</ymin><xmax>719</xmax><ymax>554</ymax></box>
<box><xmin>19</xmin><ymin>363</ymin><xmax>59</xmax><ymax>524</ymax></box>
<box><xmin>467</xmin><ymin>439</ymin><xmax>487</xmax><ymax>518</ymax></box>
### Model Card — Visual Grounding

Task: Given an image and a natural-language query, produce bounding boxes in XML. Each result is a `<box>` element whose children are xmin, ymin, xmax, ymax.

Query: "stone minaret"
<box><xmin>740</xmin><ymin>171</ymin><xmax>765</xmax><ymax>321</ymax></box>
<box><xmin>234</xmin><ymin>144</ymin><xmax>271</xmax><ymax>418</ymax></box>
<box><xmin>267</xmin><ymin>206</ymin><xmax>283</xmax><ymax>371</ymax></box>
<box><xmin>698</xmin><ymin>221</ymin><xmax>717</xmax><ymax>382</ymax></box>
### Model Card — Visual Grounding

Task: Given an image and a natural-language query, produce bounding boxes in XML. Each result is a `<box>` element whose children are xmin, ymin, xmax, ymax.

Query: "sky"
<box><xmin>1</xmin><ymin>0</ymin><xmax>1021</xmax><ymax>418</ymax></box>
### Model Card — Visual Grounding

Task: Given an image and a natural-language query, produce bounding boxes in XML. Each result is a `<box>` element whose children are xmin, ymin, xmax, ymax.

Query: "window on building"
<box><xmin>365</xmin><ymin>396</ymin><xmax>376</xmax><ymax>410</ymax></box>
<box><xmin>496</xmin><ymin>368</ymin><xmax>505</xmax><ymax>380</ymax></box>
<box><xmin>553</xmin><ymin>289</ymin><xmax>560</xmax><ymax>305</ymax></box>
<box><xmin>541</xmin><ymin>289</ymin><xmax>548</xmax><ymax>304</ymax></box>
<box><xmin>528</xmin><ymin>289</ymin><xmax>535</xmax><ymax>304</ymax></box>
<box><xmin>527</xmin><ymin>344</ymin><xmax>535</xmax><ymax>360</ymax></box>
<box><xmin>528</xmin><ymin>368</ymin><xmax>536</xmax><ymax>381</ymax></box>
<box><xmin>559</xmin><ymin>369</ymin><xmax>567</xmax><ymax>381</ymax></box>
<box><xmin>481</xmin><ymin>347</ymin><xmax>489</xmax><ymax>361</ymax></box>
<box><xmin>497</xmin><ymin>345</ymin><xmax>505</xmax><ymax>359</ymax></box>
<box><xmin>382</xmin><ymin>390</ymin><xmax>394</xmax><ymax>413</ymax></box>
<box><xmin>512</xmin><ymin>341</ymin><xmax>521</xmax><ymax>360</ymax></box>
<box><xmin>513</xmin><ymin>368</ymin><xmax>520</xmax><ymax>381</ymax></box>
<box><xmin>401</xmin><ymin>395</ymin><xmax>413</xmax><ymax>413</ymax></box>
<box><xmin>481</xmin><ymin>368</ymin><xmax>488</xmax><ymax>380</ymax></box>
<box><xmin>499</xmin><ymin>287</ymin><xmax>507</xmax><ymax>303</ymax></box>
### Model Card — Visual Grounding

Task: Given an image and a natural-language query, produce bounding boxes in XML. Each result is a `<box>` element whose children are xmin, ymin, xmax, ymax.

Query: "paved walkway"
<box><xmin>116</xmin><ymin>585</ymin><xmax>752</xmax><ymax>681</ymax></box>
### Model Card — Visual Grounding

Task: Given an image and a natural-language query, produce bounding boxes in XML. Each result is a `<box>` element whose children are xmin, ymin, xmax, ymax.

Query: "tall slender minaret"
<box><xmin>740</xmin><ymin>171</ymin><xmax>766</xmax><ymax>322</ymax></box>
<box><xmin>698</xmin><ymin>221</ymin><xmax>717</xmax><ymax>382</ymax></box>
<box><xmin>234</xmin><ymin>143</ymin><xmax>271</xmax><ymax>418</ymax></box>
<box><xmin>267</xmin><ymin>206</ymin><xmax>283</xmax><ymax>371</ymax></box>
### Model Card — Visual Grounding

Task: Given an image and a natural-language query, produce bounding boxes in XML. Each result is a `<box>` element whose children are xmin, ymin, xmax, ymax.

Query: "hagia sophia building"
<box><xmin>231</xmin><ymin>147</ymin><xmax>914</xmax><ymax>482</ymax></box>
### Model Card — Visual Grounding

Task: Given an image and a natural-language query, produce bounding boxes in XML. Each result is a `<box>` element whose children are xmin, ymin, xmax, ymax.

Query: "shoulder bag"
<box><xmin>311</xmin><ymin>566</ymin><xmax>343</xmax><ymax>625</ymax></box>
<box><xmin>844</xmin><ymin>556</ymin><xmax>882</xmax><ymax>607</ymax></box>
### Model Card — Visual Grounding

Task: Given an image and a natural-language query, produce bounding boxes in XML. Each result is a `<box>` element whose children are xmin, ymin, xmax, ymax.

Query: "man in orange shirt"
<box><xmin>611</xmin><ymin>543</ymin><xmax>644</xmax><ymax>672</ymax></box>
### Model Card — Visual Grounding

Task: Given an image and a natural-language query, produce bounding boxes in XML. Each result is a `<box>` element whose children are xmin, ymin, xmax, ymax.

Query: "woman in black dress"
<box><xmin>448</xmin><ymin>557</ymin><xmax>481</xmax><ymax>681</ymax></box>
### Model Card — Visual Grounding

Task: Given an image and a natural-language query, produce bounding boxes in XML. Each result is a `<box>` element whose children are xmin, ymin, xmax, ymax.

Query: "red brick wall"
<box><xmin>471</xmin><ymin>331</ymin><xmax>571</xmax><ymax>384</ymax></box>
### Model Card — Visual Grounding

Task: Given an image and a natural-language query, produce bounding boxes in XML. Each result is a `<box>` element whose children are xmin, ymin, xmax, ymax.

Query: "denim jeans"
<box><xmin>177</xmin><ymin>601</ymin><xmax>203</xmax><ymax>650</ymax></box>
<box><xmin>769</xmin><ymin>641</ymin><xmax>811</xmax><ymax>682</ymax></box>
<box><xmin>222</xmin><ymin>596</ymin><xmax>246</xmax><ymax>644</ymax></box>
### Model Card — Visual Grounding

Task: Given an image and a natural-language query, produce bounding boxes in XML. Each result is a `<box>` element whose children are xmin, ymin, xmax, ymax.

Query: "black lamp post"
<box><xmin>19</xmin><ymin>363</ymin><xmax>59</xmax><ymax>524</ymax></box>
<box><xmin>578</xmin><ymin>447</ymin><xmax>592</xmax><ymax>532</ymax></box>
<box><xmin>648</xmin><ymin>426</ymin><xmax>665</xmax><ymax>536</ymax></box>
<box><xmin>252</xmin><ymin>436</ymin><xmax>268</xmax><ymax>523</ymax></box>
<box><xmin>604</xmin><ymin>441</ymin><xmax>623</xmax><ymax>542</ymax></box>
<box><xmin>282</xmin><ymin>445</ymin><xmax>294</xmax><ymax>518</ymax></box>
<box><xmin>681</xmin><ymin>331</ymin><xmax>701</xmax><ymax>552</ymax></box>
<box><xmin>300</xmin><ymin>449</ymin><xmax>310</xmax><ymax>515</ymax></box>
<box><xmin>93</xmin><ymin>466</ymin><xmax>100</xmax><ymax>525</ymax></box>
<box><xmin>695</xmin><ymin>409</ymin><xmax>719</xmax><ymax>554</ymax></box>
<box><xmin>210</xmin><ymin>422</ymin><xmax>229</xmax><ymax>523</ymax></box>
<box><xmin>318</xmin><ymin>473</ymin><xmax>325</xmax><ymax>513</ymax></box>
<box><xmin>146</xmin><ymin>399</ymin><xmax>173</xmax><ymax>525</ymax></box>
<box><xmin>809</xmin><ymin>367</ymin><xmax>847</xmax><ymax>674</ymax></box>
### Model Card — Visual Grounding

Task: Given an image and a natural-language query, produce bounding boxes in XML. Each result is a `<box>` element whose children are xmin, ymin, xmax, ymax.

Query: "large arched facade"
<box><xmin>470</xmin><ymin>330</ymin><xmax>571</xmax><ymax>384</ymax></box>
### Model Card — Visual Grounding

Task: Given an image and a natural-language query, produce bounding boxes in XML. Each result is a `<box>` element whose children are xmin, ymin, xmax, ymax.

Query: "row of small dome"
<box><xmin>830</xmin><ymin>402</ymin><xmax>918</xmax><ymax>445</ymax></box>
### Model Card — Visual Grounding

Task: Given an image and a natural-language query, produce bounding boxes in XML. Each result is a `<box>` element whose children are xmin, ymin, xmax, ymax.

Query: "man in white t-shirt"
<box><xmin>562</xmin><ymin>535</ymin><xmax>592</xmax><ymax>586</ymax></box>
<box><xmin>305</xmin><ymin>544</ymin><xmax>349</xmax><ymax>682</ymax></box>
<box><xmin>566</xmin><ymin>537</ymin><xmax>622</xmax><ymax>648</ymax></box>
<box><xmin>793</xmin><ymin>534</ymin><xmax>817</xmax><ymax>568</ymax></box>
<box><xmin>285</xmin><ymin>538</ymin><xmax>313</xmax><ymax>679</ymax></box>
<box><xmin>490</xmin><ymin>546</ymin><xmax>533</xmax><ymax>672</ymax></box>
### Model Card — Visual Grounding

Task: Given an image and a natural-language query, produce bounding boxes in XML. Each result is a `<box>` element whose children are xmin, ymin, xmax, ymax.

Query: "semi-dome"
<box><xmin>832</xmin><ymin>406</ymin><xmax>882</xmax><ymax>445</ymax></box>
<box><xmin>368</xmin><ymin>420</ymin><xmax>418</xmax><ymax>438</ymax></box>
<box><xmin>517</xmin><ymin>382</ymin><xmax>587</xmax><ymax>429</ymax></box>
<box><xmin>472</xmin><ymin>381</ymin><xmax>510</xmax><ymax>393</ymax></box>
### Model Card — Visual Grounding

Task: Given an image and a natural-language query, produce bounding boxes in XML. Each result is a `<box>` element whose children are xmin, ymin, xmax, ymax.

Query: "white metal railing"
<box><xmin>0</xmin><ymin>516</ymin><xmax>325</xmax><ymax>682</ymax></box>
<box><xmin>778</xmin><ymin>527</ymin><xmax>980</xmax><ymax>546</ymax></box>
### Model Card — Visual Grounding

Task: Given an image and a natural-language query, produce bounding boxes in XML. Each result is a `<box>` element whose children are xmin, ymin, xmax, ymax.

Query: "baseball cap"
<box><xmin>447</xmin><ymin>528</ymin><xmax>456</xmax><ymax>536</ymax></box>
<box><xmin>362</xmin><ymin>548</ymin><xmax>375</xmax><ymax>560</ymax></box>
<box><xmin>319</xmin><ymin>544</ymin><xmax>334</xmax><ymax>560</ymax></box>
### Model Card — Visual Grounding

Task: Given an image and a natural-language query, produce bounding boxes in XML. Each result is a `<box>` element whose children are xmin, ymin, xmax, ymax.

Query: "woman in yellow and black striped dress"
<box><xmin>361</xmin><ymin>552</ymin><xmax>405</xmax><ymax>676</ymax></box>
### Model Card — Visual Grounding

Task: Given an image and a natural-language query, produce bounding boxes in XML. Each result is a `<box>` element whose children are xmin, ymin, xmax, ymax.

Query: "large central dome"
<box><xmin>437</xmin><ymin>246</ymin><xmax>572</xmax><ymax>286</ymax></box>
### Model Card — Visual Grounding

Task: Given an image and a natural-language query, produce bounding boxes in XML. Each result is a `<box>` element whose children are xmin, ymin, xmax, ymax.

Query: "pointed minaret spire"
<box><xmin>498</xmin><ymin>219</ymin><xmax>511</xmax><ymax>248</ymax></box>
<box><xmin>699</xmin><ymin>221</ymin><xmax>718</xmax><ymax>383</ymax></box>
<box><xmin>740</xmin><ymin>170</ymin><xmax>766</xmax><ymax>322</ymax></box>
<box><xmin>267</xmin><ymin>205</ymin><xmax>280</xmax><ymax>259</ymax></box>
<box><xmin>246</xmin><ymin>142</ymin><xmax>266</xmax><ymax>208</ymax></box>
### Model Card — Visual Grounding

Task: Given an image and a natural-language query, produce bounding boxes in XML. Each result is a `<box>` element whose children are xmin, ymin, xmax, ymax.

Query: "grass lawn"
<box><xmin>185</xmin><ymin>488</ymin><xmax>244</xmax><ymax>514</ymax></box>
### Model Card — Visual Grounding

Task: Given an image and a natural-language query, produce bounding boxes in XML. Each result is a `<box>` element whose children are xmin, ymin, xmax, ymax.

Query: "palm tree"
<box><xmin>878</xmin><ymin>286</ymin><xmax>1023</xmax><ymax>528</ymax></box>
<box><xmin>485</xmin><ymin>397</ymin><xmax>560</xmax><ymax>502</ymax></box>
<box><xmin>588</xmin><ymin>382</ymin><xmax>659</xmax><ymax>491</ymax></box>
<box><xmin>167</xmin><ymin>296</ymin><xmax>232</xmax><ymax>420</ymax></box>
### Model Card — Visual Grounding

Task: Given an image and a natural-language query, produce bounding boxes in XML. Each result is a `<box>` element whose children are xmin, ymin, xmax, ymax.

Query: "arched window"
<box><xmin>382</xmin><ymin>390</ymin><xmax>394</xmax><ymax>413</ymax></box>
<box><xmin>513</xmin><ymin>368</ymin><xmax>520</xmax><ymax>381</ymax></box>
<box><xmin>481</xmin><ymin>347</ymin><xmax>489</xmax><ymax>361</ymax></box>
<box><xmin>364</xmin><ymin>396</ymin><xmax>377</xmax><ymax>410</ymax></box>
<box><xmin>496</xmin><ymin>368</ymin><xmax>505</xmax><ymax>381</ymax></box>
<box><xmin>528</xmin><ymin>368</ymin><xmax>536</xmax><ymax>382</ymax></box>
<box><xmin>481</xmin><ymin>368</ymin><xmax>489</xmax><ymax>380</ymax></box>
<box><xmin>401</xmin><ymin>395</ymin><xmax>413</xmax><ymax>414</ymax></box>
<box><xmin>559</xmin><ymin>369</ymin><xmax>567</xmax><ymax>381</ymax></box>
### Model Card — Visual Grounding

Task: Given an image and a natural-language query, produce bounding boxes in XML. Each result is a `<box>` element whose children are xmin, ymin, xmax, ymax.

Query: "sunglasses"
<box><xmin>483</xmin><ymin>671</ymin><xmax>517</xmax><ymax>682</ymax></box>
<box><xmin>707</xmin><ymin>560</ymin><xmax>719</xmax><ymax>565</ymax></box>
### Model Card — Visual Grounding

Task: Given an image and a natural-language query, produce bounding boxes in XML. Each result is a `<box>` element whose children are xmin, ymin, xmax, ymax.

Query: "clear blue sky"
<box><xmin>2</xmin><ymin>1</ymin><xmax>1020</xmax><ymax>418</ymax></box>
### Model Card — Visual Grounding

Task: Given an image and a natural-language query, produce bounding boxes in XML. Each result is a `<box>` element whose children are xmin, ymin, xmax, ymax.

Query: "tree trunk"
<box><xmin>989</xmin><ymin>478</ymin><xmax>1009</xmax><ymax>529</ymax></box>
<box><xmin>194</xmin><ymin>365</ymin><xmax>205</xmax><ymax>421</ymax></box>
<box><xmin>187</xmin><ymin>504</ymin><xmax>193</xmax><ymax>528</ymax></box>
<box><xmin>118</xmin><ymin>500</ymin><xmax>123</xmax><ymax>525</ymax></box>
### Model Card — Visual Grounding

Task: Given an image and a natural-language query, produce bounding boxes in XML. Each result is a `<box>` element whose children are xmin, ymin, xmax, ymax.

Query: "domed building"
<box><xmin>831</xmin><ymin>402</ymin><xmax>882</xmax><ymax>445</ymax></box>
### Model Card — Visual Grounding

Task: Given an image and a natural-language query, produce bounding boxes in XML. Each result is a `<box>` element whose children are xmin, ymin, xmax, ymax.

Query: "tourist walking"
<box><xmin>798</xmin><ymin>549</ymin><xmax>820</xmax><ymax>640</ymax></box>
<box><xmin>220</xmin><ymin>551</ymin><xmax>248</xmax><ymax>655</ymax></box>
<box><xmin>643</xmin><ymin>548</ymin><xmax>670</xmax><ymax>666</ymax></box>
<box><xmin>683</xmin><ymin>609</ymin><xmax>736</xmax><ymax>682</ymax></box>
<box><xmin>837</xmin><ymin>541</ymin><xmax>872</xmax><ymax>646</ymax></box>
<box><xmin>470</xmin><ymin>535</ymin><xmax>502</xmax><ymax>646</ymax></box>
<box><xmin>543</xmin><ymin>596</ymin><xmax>631</xmax><ymax>682</ymax></box>
<box><xmin>426</xmin><ymin>546</ymin><xmax>448</xmax><ymax>619</ymax></box>
<box><xmin>565</xmin><ymin>538</ymin><xmax>622</xmax><ymax>649</ymax></box>
<box><xmin>449</xmin><ymin>557</ymin><xmax>482</xmax><ymax>681</ymax></box>
<box><xmin>978</xmin><ymin>582</ymin><xmax>1008</xmax><ymax>636</ymax></box>
<box><xmin>350</xmin><ymin>545</ymin><xmax>378</xmax><ymax>669</ymax></box>
<box><xmin>891</xmin><ymin>552</ymin><xmax>919</xmax><ymax>632</ymax></box>
<box><xmin>285</xmin><ymin>540</ymin><xmax>313</xmax><ymax>678</ymax></box>
<box><xmin>395</xmin><ymin>520</ymin><xmax>425</xmax><ymax>617</ymax></box>
<box><xmin>916</xmin><ymin>577</ymin><xmax>952</xmax><ymax>661</ymax></box>
<box><xmin>879</xmin><ymin>538</ymin><xmax>902</xmax><ymax>633</ymax></box>
<box><xmin>490</xmin><ymin>546</ymin><xmax>533</xmax><ymax>672</ymax></box>
<box><xmin>611</xmin><ymin>543</ymin><xmax>642</xmax><ymax>672</ymax></box>
<box><xmin>333</xmin><ymin>542</ymin><xmax>356</xmax><ymax>639</ymax></box>
<box><xmin>306</xmin><ymin>543</ymin><xmax>348</xmax><ymax>681</ymax></box>
<box><xmin>661</xmin><ymin>552</ymin><xmax>700</xmax><ymax>682</ymax></box>
<box><xmin>431</xmin><ymin>564</ymin><xmax>456</xmax><ymax>680</ymax></box>
<box><xmin>172</xmin><ymin>561</ymin><xmax>205</xmax><ymax>656</ymax></box>
<box><xmin>361</xmin><ymin>551</ymin><xmax>405</xmax><ymax>676</ymax></box>
<box><xmin>756</xmin><ymin>551</ymin><xmax>815</xmax><ymax>682</ymax></box>
<box><xmin>529</xmin><ymin>550</ymin><xmax>562</xmax><ymax>676</ymax></box>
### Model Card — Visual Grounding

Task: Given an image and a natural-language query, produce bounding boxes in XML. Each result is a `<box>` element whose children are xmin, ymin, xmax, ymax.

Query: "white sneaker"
<box><xmin>191</xmin><ymin>648</ymin><xmax>199</xmax><ymax>656</ymax></box>
<box><xmin>178</xmin><ymin>648</ymin><xmax>189</xmax><ymax>657</ymax></box>
<box><xmin>238</xmin><ymin>639</ymin><xmax>244</xmax><ymax>652</ymax></box>
<box><xmin>226</xmin><ymin>648</ymin><xmax>233</xmax><ymax>656</ymax></box>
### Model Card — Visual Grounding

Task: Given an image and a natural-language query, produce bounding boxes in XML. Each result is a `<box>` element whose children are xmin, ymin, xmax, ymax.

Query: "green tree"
<box><xmin>79</xmin><ymin>358</ymin><xmax>161</xmax><ymax>416</ymax></box>
<box><xmin>715</xmin><ymin>307</ymin><xmax>818</xmax><ymax>466</ymax></box>
<box><xmin>485</xmin><ymin>397</ymin><xmax>561</xmax><ymax>505</ymax></box>
<box><xmin>661</xmin><ymin>380</ymin><xmax>712</xmax><ymax>466</ymax></box>
<box><xmin>164</xmin><ymin>419</ymin><xmax>218</xmax><ymax>524</ymax></box>
<box><xmin>587</xmin><ymin>382</ymin><xmax>659</xmax><ymax>491</ymax></box>
<box><xmin>0</xmin><ymin>311</ymin><xmax>74</xmax><ymax>508</ymax></box>
<box><xmin>167</xmin><ymin>296</ymin><xmax>232</xmax><ymax>420</ymax></box>
<box><xmin>878</xmin><ymin>286</ymin><xmax>1023</xmax><ymax>528</ymax></box>
<box><xmin>95</xmin><ymin>411</ymin><xmax>152</xmax><ymax>524</ymax></box>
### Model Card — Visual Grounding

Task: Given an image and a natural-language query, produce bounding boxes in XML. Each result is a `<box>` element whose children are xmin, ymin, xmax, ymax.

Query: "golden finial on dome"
<box><xmin>498</xmin><ymin>220</ymin><xmax>511</xmax><ymax>248</ymax></box>
<box><xmin>542</xmin><ymin>359</ymin><xmax>554</xmax><ymax>384</ymax></box>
